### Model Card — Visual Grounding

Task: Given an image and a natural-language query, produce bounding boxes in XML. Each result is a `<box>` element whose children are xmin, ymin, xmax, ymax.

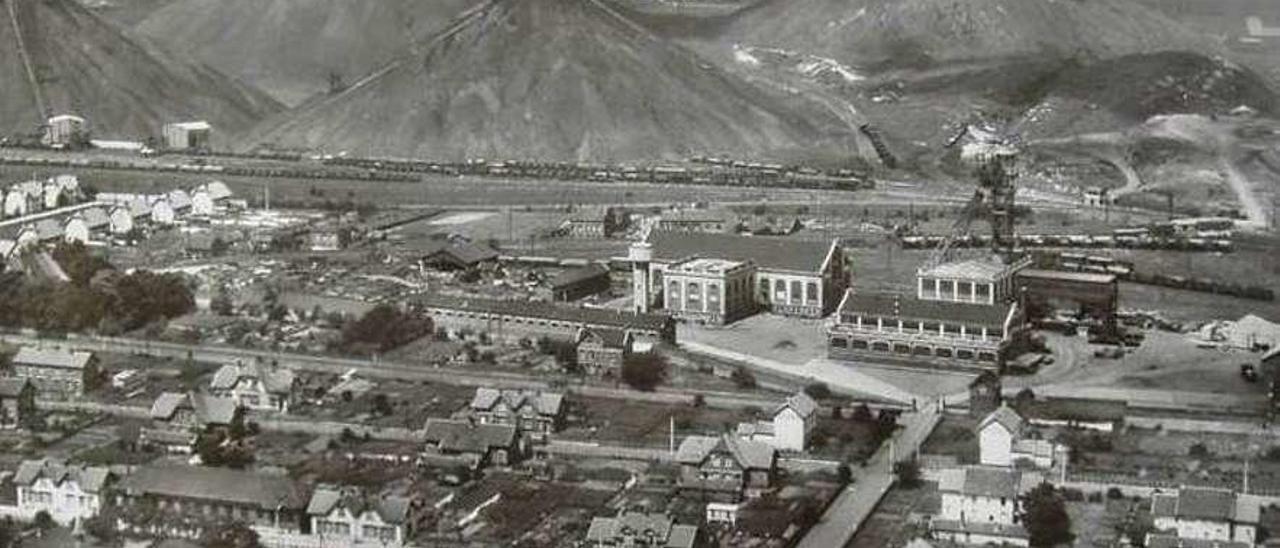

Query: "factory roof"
<box><xmin>117</xmin><ymin>465</ymin><xmax>306</xmax><ymax>510</ymax></box>
<box><xmin>918</xmin><ymin>257</ymin><xmax>1014</xmax><ymax>282</ymax></box>
<box><xmin>1017</xmin><ymin>269</ymin><xmax>1117</xmax><ymax>285</ymax></box>
<box><xmin>549</xmin><ymin>264</ymin><xmax>610</xmax><ymax>289</ymax></box>
<box><xmin>12</xmin><ymin>346</ymin><xmax>94</xmax><ymax>370</ymax></box>
<box><xmin>668</xmin><ymin>257</ymin><xmax>749</xmax><ymax>275</ymax></box>
<box><xmin>647</xmin><ymin>231</ymin><xmax>836</xmax><ymax>274</ymax></box>
<box><xmin>412</xmin><ymin>293</ymin><xmax>671</xmax><ymax>334</ymax></box>
<box><xmin>837</xmin><ymin>290</ymin><xmax>1012</xmax><ymax>328</ymax></box>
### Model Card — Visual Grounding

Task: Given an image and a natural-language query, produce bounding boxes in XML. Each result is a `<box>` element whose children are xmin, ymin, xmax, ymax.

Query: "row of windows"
<box><xmin>758</xmin><ymin>278</ymin><xmax>819</xmax><ymax>305</ymax></box>
<box><xmin>842</xmin><ymin>316</ymin><xmax>999</xmax><ymax>337</ymax></box>
<box><xmin>921</xmin><ymin>279</ymin><xmax>993</xmax><ymax>300</ymax></box>
<box><xmin>829</xmin><ymin>337</ymin><xmax>997</xmax><ymax>362</ymax></box>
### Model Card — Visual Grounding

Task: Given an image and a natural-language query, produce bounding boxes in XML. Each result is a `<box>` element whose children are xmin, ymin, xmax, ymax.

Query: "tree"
<box><xmin>372</xmin><ymin>393</ymin><xmax>393</xmax><ymax>416</ymax></box>
<box><xmin>731</xmin><ymin>366</ymin><xmax>757</xmax><ymax>389</ymax></box>
<box><xmin>1021</xmin><ymin>483</ymin><xmax>1075</xmax><ymax>547</ymax></box>
<box><xmin>202</xmin><ymin>521</ymin><xmax>262</xmax><ymax>548</ymax></box>
<box><xmin>621</xmin><ymin>352</ymin><xmax>668</xmax><ymax>392</ymax></box>
<box><xmin>893</xmin><ymin>460</ymin><xmax>922</xmax><ymax>489</ymax></box>
<box><xmin>32</xmin><ymin>510</ymin><xmax>54</xmax><ymax>532</ymax></box>
<box><xmin>836</xmin><ymin>464</ymin><xmax>852</xmax><ymax>485</ymax></box>
<box><xmin>804</xmin><ymin>382</ymin><xmax>832</xmax><ymax>400</ymax></box>
<box><xmin>341</xmin><ymin>304</ymin><xmax>433</xmax><ymax>354</ymax></box>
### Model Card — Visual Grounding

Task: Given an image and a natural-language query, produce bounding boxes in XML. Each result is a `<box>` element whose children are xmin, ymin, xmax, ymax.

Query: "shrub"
<box><xmin>621</xmin><ymin>353</ymin><xmax>668</xmax><ymax>391</ymax></box>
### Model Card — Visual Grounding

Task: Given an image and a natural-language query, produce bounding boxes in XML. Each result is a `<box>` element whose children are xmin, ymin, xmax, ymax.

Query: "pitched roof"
<box><xmin>422</xmin><ymin>419</ymin><xmax>517</xmax><ymax>454</ymax></box>
<box><xmin>12</xmin><ymin>346</ymin><xmax>93</xmax><ymax>370</ymax></box>
<box><xmin>980</xmin><ymin>405</ymin><xmax>1025</xmax><ymax>437</ymax></box>
<box><xmin>469</xmin><ymin>388</ymin><xmax>564</xmax><ymax>416</ymax></box>
<box><xmin>776</xmin><ymin>392</ymin><xmax>818</xmax><ymax>420</ymax></box>
<box><xmin>306</xmin><ymin>485</ymin><xmax>415</xmax><ymax>524</ymax></box>
<box><xmin>149</xmin><ymin>392</ymin><xmax>238</xmax><ymax>425</ymax></box>
<box><xmin>1152</xmin><ymin>487</ymin><xmax>1258</xmax><ymax>524</ymax></box>
<box><xmin>674</xmin><ymin>435</ymin><xmax>775</xmax><ymax>470</ymax></box>
<box><xmin>117</xmin><ymin>465</ymin><xmax>306</xmax><ymax>510</ymax></box>
<box><xmin>549</xmin><ymin>264</ymin><xmax>610</xmax><ymax>290</ymax></box>
<box><xmin>586</xmin><ymin>512</ymin><xmax>697</xmax><ymax>547</ymax></box>
<box><xmin>413</xmin><ymin>293</ymin><xmax>671</xmax><ymax>334</ymax></box>
<box><xmin>837</xmin><ymin>290</ymin><xmax>1013</xmax><ymax>328</ymax></box>
<box><xmin>1144</xmin><ymin>534</ymin><xmax>1251</xmax><ymax>548</ymax></box>
<box><xmin>13</xmin><ymin>459</ymin><xmax>113</xmax><ymax>493</ymax></box>
<box><xmin>81</xmin><ymin>207</ymin><xmax>110</xmax><ymax>228</ymax></box>
<box><xmin>0</xmin><ymin>378</ymin><xmax>31</xmax><ymax>398</ymax></box>
<box><xmin>938</xmin><ymin>466</ymin><xmax>1019</xmax><ymax>499</ymax></box>
<box><xmin>210</xmin><ymin>360</ymin><xmax>296</xmax><ymax>394</ymax></box>
<box><xmin>647</xmin><ymin>231</ymin><xmax>835</xmax><ymax>274</ymax></box>
<box><xmin>577</xmin><ymin>326</ymin><xmax>631</xmax><ymax>349</ymax></box>
<box><xmin>421</xmin><ymin>240</ymin><xmax>498</xmax><ymax>266</ymax></box>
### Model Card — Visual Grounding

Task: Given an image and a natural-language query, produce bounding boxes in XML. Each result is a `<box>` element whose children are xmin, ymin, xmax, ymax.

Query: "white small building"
<box><xmin>932</xmin><ymin>466</ymin><xmax>1029</xmax><ymax>547</ymax></box>
<box><xmin>63</xmin><ymin>215</ymin><xmax>89</xmax><ymax>244</ymax></box>
<box><xmin>150</xmin><ymin>196</ymin><xmax>176</xmax><ymax>225</ymax></box>
<box><xmin>108</xmin><ymin>205</ymin><xmax>134</xmax><ymax>235</ymax></box>
<box><xmin>12</xmin><ymin>459</ymin><xmax>114</xmax><ymax>526</ymax></box>
<box><xmin>979</xmin><ymin>404</ymin><xmax>1066</xmax><ymax>470</ymax></box>
<box><xmin>163</xmin><ymin>121</ymin><xmax>212</xmax><ymax>150</ymax></box>
<box><xmin>43</xmin><ymin>115</ymin><xmax>87</xmax><ymax>148</ymax></box>
<box><xmin>737</xmin><ymin>391</ymin><xmax>819</xmax><ymax>452</ymax></box>
<box><xmin>1149</xmin><ymin>487</ymin><xmax>1260</xmax><ymax>547</ymax></box>
<box><xmin>307</xmin><ymin>485</ymin><xmax>422</xmax><ymax>547</ymax></box>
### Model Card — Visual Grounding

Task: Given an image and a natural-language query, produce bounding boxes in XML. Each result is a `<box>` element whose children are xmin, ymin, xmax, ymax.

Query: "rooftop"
<box><xmin>647</xmin><ymin>231</ymin><xmax>835</xmax><ymax>274</ymax></box>
<box><xmin>577</xmin><ymin>326</ymin><xmax>631</xmax><ymax>349</ymax></box>
<box><xmin>919</xmin><ymin>256</ymin><xmax>1017</xmax><ymax>282</ymax></box>
<box><xmin>412</xmin><ymin>293</ymin><xmax>671</xmax><ymax>333</ymax></box>
<box><xmin>548</xmin><ymin>264</ymin><xmax>610</xmax><ymax>290</ymax></box>
<box><xmin>210</xmin><ymin>360</ymin><xmax>296</xmax><ymax>394</ymax></box>
<box><xmin>1151</xmin><ymin>487</ymin><xmax>1259</xmax><ymax>524</ymax></box>
<box><xmin>1017</xmin><ymin>269</ymin><xmax>1117</xmax><ymax>285</ymax></box>
<box><xmin>938</xmin><ymin>466</ymin><xmax>1019</xmax><ymax>499</ymax></box>
<box><xmin>117</xmin><ymin>465</ymin><xmax>306</xmax><ymax>510</ymax></box>
<box><xmin>12</xmin><ymin>346</ymin><xmax>94</xmax><ymax>370</ymax></box>
<box><xmin>469</xmin><ymin>388</ymin><xmax>564</xmax><ymax>416</ymax></box>
<box><xmin>422</xmin><ymin>419</ymin><xmax>516</xmax><ymax>454</ymax></box>
<box><xmin>837</xmin><ymin>290</ymin><xmax>1013</xmax><ymax>328</ymax></box>
<box><xmin>585</xmin><ymin>511</ymin><xmax>697</xmax><ymax>548</ymax></box>
<box><xmin>668</xmin><ymin>257</ymin><xmax>749</xmax><ymax>275</ymax></box>
<box><xmin>306</xmin><ymin>485</ymin><xmax>414</xmax><ymax>525</ymax></box>
<box><xmin>980</xmin><ymin>404</ymin><xmax>1025</xmax><ymax>437</ymax></box>
<box><xmin>776</xmin><ymin>391</ymin><xmax>819</xmax><ymax>420</ymax></box>
<box><xmin>675</xmin><ymin>435</ymin><xmax>775</xmax><ymax>470</ymax></box>
<box><xmin>13</xmin><ymin>459</ymin><xmax>112</xmax><ymax>493</ymax></box>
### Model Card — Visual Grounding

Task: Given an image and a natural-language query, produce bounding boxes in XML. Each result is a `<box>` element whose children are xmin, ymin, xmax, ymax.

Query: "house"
<box><xmin>561</xmin><ymin>207</ymin><xmax>626</xmax><ymax>238</ymax></box>
<box><xmin>108</xmin><ymin>205</ymin><xmax>134</xmax><ymax>235</ymax></box>
<box><xmin>13</xmin><ymin>459</ymin><xmax>114</xmax><ymax>526</ymax></box>
<box><xmin>646</xmin><ymin>231</ymin><xmax>849</xmax><ymax>319</ymax></box>
<box><xmin>150</xmin><ymin>196</ymin><xmax>176</xmax><ymax>225</ymax></box>
<box><xmin>167</xmin><ymin>189</ymin><xmax>193</xmax><ymax>214</ymax></box>
<box><xmin>0</xmin><ymin>379</ymin><xmax>35</xmax><ymax>429</ymax></box>
<box><xmin>80</xmin><ymin>207</ymin><xmax>111</xmax><ymax>233</ymax></box>
<box><xmin>675</xmin><ymin>435</ymin><xmax>776</xmax><ymax>501</ymax></box>
<box><xmin>932</xmin><ymin>466</ymin><xmax>1029</xmax><ymax>547</ymax></box>
<box><xmin>575</xmin><ymin>326</ymin><xmax>633</xmax><ymax>375</ymax></box>
<box><xmin>548</xmin><ymin>264</ymin><xmax>612</xmax><ymax>302</ymax></box>
<box><xmin>419</xmin><ymin>239</ymin><xmax>498</xmax><ymax>271</ymax></box>
<box><xmin>978</xmin><ymin>405</ymin><xmax>1066</xmax><ymax>470</ymax></box>
<box><xmin>466</xmin><ymin>388</ymin><xmax>564</xmax><ymax>439</ymax></box>
<box><xmin>584</xmin><ymin>511</ymin><xmax>700</xmax><ymax>548</ymax></box>
<box><xmin>421</xmin><ymin>418</ymin><xmax>521</xmax><ymax>469</ymax></box>
<box><xmin>63</xmin><ymin>215</ymin><xmax>89</xmax><ymax>244</ymax></box>
<box><xmin>1149</xmin><ymin>487</ymin><xmax>1260</xmax><ymax>547</ymax></box>
<box><xmin>10</xmin><ymin>346</ymin><xmax>98</xmax><ymax>399</ymax></box>
<box><xmin>307</xmin><ymin>485</ymin><xmax>425</xmax><ymax>547</ymax></box>
<box><xmin>209</xmin><ymin>360</ymin><xmax>298</xmax><ymax>413</ymax></box>
<box><xmin>657</xmin><ymin>209</ymin><xmax>729</xmax><ymax>234</ymax></box>
<box><xmin>141</xmin><ymin>391</ymin><xmax>239</xmax><ymax>453</ymax></box>
<box><xmin>113</xmin><ymin>465</ymin><xmax>308</xmax><ymax>541</ymax></box>
<box><xmin>163</xmin><ymin>121</ymin><xmax>212</xmax><ymax>150</ymax></box>
<box><xmin>737</xmin><ymin>391</ymin><xmax>819</xmax><ymax>452</ymax></box>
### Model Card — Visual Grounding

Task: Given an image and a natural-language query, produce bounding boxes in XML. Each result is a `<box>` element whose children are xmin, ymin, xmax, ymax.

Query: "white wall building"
<box><xmin>63</xmin><ymin>215</ymin><xmax>89</xmax><ymax>244</ymax></box>
<box><xmin>209</xmin><ymin>360</ymin><xmax>297</xmax><ymax>414</ymax></box>
<box><xmin>1149</xmin><ymin>487</ymin><xmax>1260</xmax><ymax>547</ymax></box>
<box><xmin>307</xmin><ymin>485</ymin><xmax>420</xmax><ymax>548</ymax></box>
<box><xmin>737</xmin><ymin>391</ymin><xmax>819</xmax><ymax>452</ymax></box>
<box><xmin>12</xmin><ymin>459</ymin><xmax>113</xmax><ymax>526</ymax></box>
<box><xmin>979</xmin><ymin>404</ymin><xmax>1066</xmax><ymax>471</ymax></box>
<box><xmin>932</xmin><ymin>466</ymin><xmax>1029</xmax><ymax>547</ymax></box>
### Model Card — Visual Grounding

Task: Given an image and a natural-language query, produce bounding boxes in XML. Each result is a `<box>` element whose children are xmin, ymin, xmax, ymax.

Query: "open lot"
<box><xmin>846</xmin><ymin>481</ymin><xmax>939</xmax><ymax>548</ymax></box>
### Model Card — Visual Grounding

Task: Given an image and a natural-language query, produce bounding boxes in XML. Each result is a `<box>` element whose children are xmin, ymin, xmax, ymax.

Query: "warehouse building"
<box><xmin>413</xmin><ymin>293</ymin><xmax>675</xmax><ymax>343</ymax></box>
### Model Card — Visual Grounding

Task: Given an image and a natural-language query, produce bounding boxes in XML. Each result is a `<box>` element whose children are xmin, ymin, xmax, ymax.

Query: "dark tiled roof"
<box><xmin>306</xmin><ymin>485</ymin><xmax>414</xmax><ymax>524</ymax></box>
<box><xmin>939</xmin><ymin>466</ymin><xmax>1019</xmax><ymax>499</ymax></box>
<box><xmin>413</xmin><ymin>293</ymin><xmax>670</xmax><ymax>333</ymax></box>
<box><xmin>118</xmin><ymin>465</ymin><xmax>306</xmax><ymax>510</ymax></box>
<box><xmin>549</xmin><ymin>264</ymin><xmax>610</xmax><ymax>290</ymax></box>
<box><xmin>837</xmin><ymin>290</ymin><xmax>1011</xmax><ymax>328</ymax></box>
<box><xmin>0</xmin><ymin>378</ymin><xmax>30</xmax><ymax>398</ymax></box>
<box><xmin>674</xmin><ymin>435</ymin><xmax>774</xmax><ymax>470</ymax></box>
<box><xmin>1152</xmin><ymin>487</ymin><xmax>1248</xmax><ymax>523</ymax></box>
<box><xmin>422</xmin><ymin>419</ymin><xmax>516</xmax><ymax>454</ymax></box>
<box><xmin>13</xmin><ymin>459</ymin><xmax>112</xmax><ymax>493</ymax></box>
<box><xmin>647</xmin><ymin>231</ymin><xmax>834</xmax><ymax>274</ymax></box>
<box><xmin>577</xmin><ymin>326</ymin><xmax>630</xmax><ymax>349</ymax></box>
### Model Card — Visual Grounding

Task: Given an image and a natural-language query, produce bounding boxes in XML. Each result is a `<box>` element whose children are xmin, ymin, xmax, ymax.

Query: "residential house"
<box><xmin>979</xmin><ymin>405</ymin><xmax>1067</xmax><ymax>470</ymax></box>
<box><xmin>12</xmin><ymin>459</ymin><xmax>114</xmax><ymax>526</ymax></box>
<box><xmin>63</xmin><ymin>215</ymin><xmax>89</xmax><ymax>244</ymax></box>
<box><xmin>421</xmin><ymin>418</ymin><xmax>521</xmax><ymax>470</ymax></box>
<box><xmin>466</xmin><ymin>388</ymin><xmax>564</xmax><ymax>439</ymax></box>
<box><xmin>10</xmin><ymin>346</ymin><xmax>98</xmax><ymax>399</ymax></box>
<box><xmin>307</xmin><ymin>485</ymin><xmax>424</xmax><ymax>547</ymax></box>
<box><xmin>932</xmin><ymin>466</ymin><xmax>1029</xmax><ymax>547</ymax></box>
<box><xmin>657</xmin><ymin>209</ymin><xmax>728</xmax><ymax>234</ymax></box>
<box><xmin>209</xmin><ymin>360</ymin><xmax>298</xmax><ymax>413</ymax></box>
<box><xmin>150</xmin><ymin>196</ymin><xmax>176</xmax><ymax>225</ymax></box>
<box><xmin>0</xmin><ymin>379</ymin><xmax>35</xmax><ymax>429</ymax></box>
<box><xmin>140</xmin><ymin>391</ymin><xmax>239</xmax><ymax>453</ymax></box>
<box><xmin>675</xmin><ymin>435</ymin><xmax>776</xmax><ymax>501</ymax></box>
<box><xmin>1149</xmin><ymin>487</ymin><xmax>1260</xmax><ymax>547</ymax></box>
<box><xmin>113</xmin><ymin>465</ymin><xmax>308</xmax><ymax>541</ymax></box>
<box><xmin>419</xmin><ymin>239</ymin><xmax>498</xmax><ymax>271</ymax></box>
<box><xmin>108</xmin><ymin>205</ymin><xmax>134</xmax><ymax>235</ymax></box>
<box><xmin>561</xmin><ymin>207</ymin><xmax>625</xmax><ymax>238</ymax></box>
<box><xmin>575</xmin><ymin>326</ymin><xmax>633</xmax><ymax>376</ymax></box>
<box><xmin>584</xmin><ymin>511</ymin><xmax>700</xmax><ymax>548</ymax></box>
<box><xmin>737</xmin><ymin>392</ymin><xmax>818</xmax><ymax>452</ymax></box>
<box><xmin>548</xmin><ymin>265</ymin><xmax>612</xmax><ymax>302</ymax></box>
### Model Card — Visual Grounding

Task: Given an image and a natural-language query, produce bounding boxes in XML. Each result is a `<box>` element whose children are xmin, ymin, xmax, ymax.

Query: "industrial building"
<box><xmin>162</xmin><ymin>121</ymin><xmax>212</xmax><ymax>150</ymax></box>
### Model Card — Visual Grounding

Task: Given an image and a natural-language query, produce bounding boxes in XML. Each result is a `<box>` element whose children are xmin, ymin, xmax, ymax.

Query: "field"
<box><xmin>559</xmin><ymin>396</ymin><xmax>755</xmax><ymax>446</ymax></box>
<box><xmin>845</xmin><ymin>481</ymin><xmax>938</xmax><ymax>548</ymax></box>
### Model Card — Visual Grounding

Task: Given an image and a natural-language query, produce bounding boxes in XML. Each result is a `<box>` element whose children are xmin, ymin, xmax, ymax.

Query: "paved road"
<box><xmin>1</xmin><ymin>333</ymin><xmax>785</xmax><ymax>411</ymax></box>
<box><xmin>797</xmin><ymin>401</ymin><xmax>942</xmax><ymax>548</ymax></box>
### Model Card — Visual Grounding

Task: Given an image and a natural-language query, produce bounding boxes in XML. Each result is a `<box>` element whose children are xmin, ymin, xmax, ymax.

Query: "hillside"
<box><xmin>135</xmin><ymin>0</ymin><xmax>477</xmax><ymax>105</ymax></box>
<box><xmin>0</xmin><ymin>0</ymin><xmax>280</xmax><ymax>141</ymax></box>
<box><xmin>717</xmin><ymin>0</ymin><xmax>1219</xmax><ymax>68</ymax></box>
<box><xmin>244</xmin><ymin>0</ymin><xmax>854</xmax><ymax>162</ymax></box>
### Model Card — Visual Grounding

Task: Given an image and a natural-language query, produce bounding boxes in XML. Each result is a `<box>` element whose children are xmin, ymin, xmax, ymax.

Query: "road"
<box><xmin>797</xmin><ymin>401</ymin><xmax>942</xmax><ymax>548</ymax></box>
<box><xmin>0</xmin><ymin>333</ymin><xmax>786</xmax><ymax>411</ymax></box>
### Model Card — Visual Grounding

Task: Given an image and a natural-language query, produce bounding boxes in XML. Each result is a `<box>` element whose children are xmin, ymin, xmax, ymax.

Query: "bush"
<box><xmin>1022</xmin><ymin>483</ymin><xmax>1075</xmax><ymax>547</ymax></box>
<box><xmin>804</xmin><ymin>382</ymin><xmax>832</xmax><ymax>400</ymax></box>
<box><xmin>1106</xmin><ymin>487</ymin><xmax>1124</xmax><ymax>500</ymax></box>
<box><xmin>731</xmin><ymin>367</ymin><xmax>757</xmax><ymax>389</ymax></box>
<box><xmin>1189</xmin><ymin>442</ymin><xmax>1212</xmax><ymax>460</ymax></box>
<box><xmin>621</xmin><ymin>353</ymin><xmax>668</xmax><ymax>391</ymax></box>
<box><xmin>340</xmin><ymin>304</ymin><xmax>433</xmax><ymax>353</ymax></box>
<box><xmin>893</xmin><ymin>460</ymin><xmax>922</xmax><ymax>489</ymax></box>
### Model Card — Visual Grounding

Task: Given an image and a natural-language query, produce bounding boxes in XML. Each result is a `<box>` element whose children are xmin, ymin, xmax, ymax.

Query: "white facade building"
<box><xmin>932</xmin><ymin>466</ymin><xmax>1029</xmax><ymax>547</ymax></box>
<box><xmin>979</xmin><ymin>404</ymin><xmax>1066</xmax><ymax>470</ymax></box>
<box><xmin>209</xmin><ymin>360</ymin><xmax>297</xmax><ymax>414</ymax></box>
<box><xmin>737</xmin><ymin>391</ymin><xmax>819</xmax><ymax>452</ymax></box>
<box><xmin>1149</xmin><ymin>487</ymin><xmax>1260</xmax><ymax>547</ymax></box>
<box><xmin>12</xmin><ymin>459</ymin><xmax>113</xmax><ymax>526</ymax></box>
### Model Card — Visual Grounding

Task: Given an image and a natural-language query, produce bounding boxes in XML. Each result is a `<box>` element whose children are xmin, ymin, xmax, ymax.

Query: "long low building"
<box><xmin>412</xmin><ymin>293</ymin><xmax>675</xmax><ymax>343</ymax></box>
